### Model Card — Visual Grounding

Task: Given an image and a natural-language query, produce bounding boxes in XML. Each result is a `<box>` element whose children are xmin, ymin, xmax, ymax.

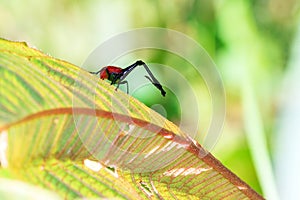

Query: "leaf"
<box><xmin>0</xmin><ymin>38</ymin><xmax>264</xmax><ymax>199</ymax></box>
<box><xmin>0</xmin><ymin>178</ymin><xmax>61</xmax><ymax>200</ymax></box>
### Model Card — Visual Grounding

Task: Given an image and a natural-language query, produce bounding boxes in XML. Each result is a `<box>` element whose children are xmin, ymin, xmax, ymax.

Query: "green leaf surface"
<box><xmin>0</xmin><ymin>38</ymin><xmax>264</xmax><ymax>199</ymax></box>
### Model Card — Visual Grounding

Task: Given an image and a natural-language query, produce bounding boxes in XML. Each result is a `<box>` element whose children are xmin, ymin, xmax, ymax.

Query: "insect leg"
<box><xmin>116</xmin><ymin>80</ymin><xmax>129</xmax><ymax>94</ymax></box>
<box><xmin>89</xmin><ymin>68</ymin><xmax>104</xmax><ymax>75</ymax></box>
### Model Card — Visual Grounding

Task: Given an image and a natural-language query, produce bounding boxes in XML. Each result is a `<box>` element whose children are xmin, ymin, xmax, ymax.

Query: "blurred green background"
<box><xmin>1</xmin><ymin>0</ymin><xmax>300</xmax><ymax>199</ymax></box>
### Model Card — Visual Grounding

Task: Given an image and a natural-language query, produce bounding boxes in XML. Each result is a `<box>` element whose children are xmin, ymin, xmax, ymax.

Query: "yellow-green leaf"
<box><xmin>0</xmin><ymin>38</ymin><xmax>264</xmax><ymax>199</ymax></box>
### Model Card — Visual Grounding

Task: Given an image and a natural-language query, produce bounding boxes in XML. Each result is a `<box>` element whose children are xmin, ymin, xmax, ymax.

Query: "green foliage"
<box><xmin>0</xmin><ymin>38</ymin><xmax>263</xmax><ymax>199</ymax></box>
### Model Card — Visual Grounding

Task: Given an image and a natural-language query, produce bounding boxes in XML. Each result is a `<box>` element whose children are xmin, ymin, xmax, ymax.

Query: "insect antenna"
<box><xmin>118</xmin><ymin>60</ymin><xmax>166</xmax><ymax>97</ymax></box>
<box><xmin>144</xmin><ymin>76</ymin><xmax>166</xmax><ymax>97</ymax></box>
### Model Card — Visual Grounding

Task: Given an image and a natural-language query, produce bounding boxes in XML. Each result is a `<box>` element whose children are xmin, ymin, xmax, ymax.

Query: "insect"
<box><xmin>90</xmin><ymin>60</ymin><xmax>166</xmax><ymax>97</ymax></box>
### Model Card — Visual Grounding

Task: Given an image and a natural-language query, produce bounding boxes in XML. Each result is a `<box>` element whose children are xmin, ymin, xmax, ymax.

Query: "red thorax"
<box><xmin>99</xmin><ymin>66</ymin><xmax>123</xmax><ymax>79</ymax></box>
